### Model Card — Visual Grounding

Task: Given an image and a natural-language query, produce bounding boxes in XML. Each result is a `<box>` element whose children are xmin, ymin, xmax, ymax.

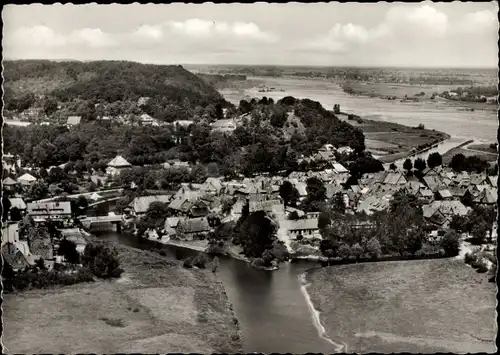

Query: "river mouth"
<box><xmin>96</xmin><ymin>231</ymin><xmax>338</xmax><ymax>353</ymax></box>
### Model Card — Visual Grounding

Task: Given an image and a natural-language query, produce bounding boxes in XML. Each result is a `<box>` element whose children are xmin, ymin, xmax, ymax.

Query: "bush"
<box><xmin>193</xmin><ymin>253</ymin><xmax>208</xmax><ymax>269</ymax></box>
<box><xmin>251</xmin><ymin>258</ymin><xmax>265</xmax><ymax>268</ymax></box>
<box><xmin>475</xmin><ymin>259</ymin><xmax>489</xmax><ymax>273</ymax></box>
<box><xmin>464</xmin><ymin>252</ymin><xmax>476</xmax><ymax>265</ymax></box>
<box><xmin>183</xmin><ymin>256</ymin><xmax>194</xmax><ymax>268</ymax></box>
<box><xmin>82</xmin><ymin>243</ymin><xmax>123</xmax><ymax>278</ymax></box>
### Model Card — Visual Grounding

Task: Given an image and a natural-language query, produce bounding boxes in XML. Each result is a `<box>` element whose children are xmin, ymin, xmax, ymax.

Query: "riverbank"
<box><xmin>2</xmin><ymin>241</ymin><xmax>243</xmax><ymax>353</ymax></box>
<box><xmin>335</xmin><ymin>112</ymin><xmax>450</xmax><ymax>163</ymax></box>
<box><xmin>143</xmin><ymin>235</ymin><xmax>280</xmax><ymax>271</ymax></box>
<box><xmin>304</xmin><ymin>258</ymin><xmax>496</xmax><ymax>353</ymax></box>
<box><xmin>339</xmin><ymin>81</ymin><xmax>497</xmax><ymax>112</ymax></box>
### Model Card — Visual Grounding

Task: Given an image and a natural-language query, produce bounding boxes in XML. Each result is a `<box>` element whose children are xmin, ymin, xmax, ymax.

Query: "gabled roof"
<box><xmin>332</xmin><ymin>163</ymin><xmax>348</xmax><ymax>173</ymax></box>
<box><xmin>130</xmin><ymin>195</ymin><xmax>172</xmax><ymax>214</ymax></box>
<box><xmin>107</xmin><ymin>155</ymin><xmax>132</xmax><ymax>167</ymax></box>
<box><xmin>423</xmin><ymin>175</ymin><xmax>445</xmax><ymax>192</ymax></box>
<box><xmin>470</xmin><ymin>173</ymin><xmax>488</xmax><ymax>186</ymax></box>
<box><xmin>438</xmin><ymin>189</ymin><xmax>453</xmax><ymax>199</ymax></box>
<box><xmin>473</xmin><ymin>188</ymin><xmax>497</xmax><ymax>204</ymax></box>
<box><xmin>17</xmin><ymin>173</ymin><xmax>37</xmax><ymax>182</ymax></box>
<box><xmin>383</xmin><ymin>172</ymin><xmax>406</xmax><ymax>185</ymax></box>
<box><xmin>488</xmin><ymin>175</ymin><xmax>498</xmax><ymax>188</ymax></box>
<box><xmin>177</xmin><ymin>217</ymin><xmax>210</xmax><ymax>234</ymax></box>
<box><xmin>1</xmin><ymin>243</ymin><xmax>30</xmax><ymax>270</ymax></box>
<box><xmin>165</xmin><ymin>216</ymin><xmax>185</xmax><ymax>229</ymax></box>
<box><xmin>168</xmin><ymin>198</ymin><xmax>192</xmax><ymax>212</ymax></box>
<box><xmin>67</xmin><ymin>116</ymin><xmax>81</xmax><ymax>125</ymax></box>
<box><xmin>2</xmin><ymin>177</ymin><xmax>17</xmax><ymax>185</ymax></box>
<box><xmin>9</xmin><ymin>197</ymin><xmax>26</xmax><ymax>210</ymax></box>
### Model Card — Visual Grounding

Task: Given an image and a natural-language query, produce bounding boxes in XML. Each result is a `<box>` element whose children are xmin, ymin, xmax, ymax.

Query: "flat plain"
<box><xmin>306</xmin><ymin>258</ymin><xmax>497</xmax><ymax>354</ymax></box>
<box><xmin>2</xmin><ymin>244</ymin><xmax>242</xmax><ymax>354</ymax></box>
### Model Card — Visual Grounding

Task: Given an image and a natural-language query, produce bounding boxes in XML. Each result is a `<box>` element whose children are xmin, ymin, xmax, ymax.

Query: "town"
<box><xmin>3</xmin><ymin>99</ymin><xmax>497</xmax><ymax>276</ymax></box>
<box><xmin>1</xmin><ymin>2</ymin><xmax>498</xmax><ymax>353</ymax></box>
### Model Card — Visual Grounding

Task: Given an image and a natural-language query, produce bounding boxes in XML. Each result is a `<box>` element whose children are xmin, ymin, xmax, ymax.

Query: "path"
<box><xmin>384</xmin><ymin>136</ymin><xmax>471</xmax><ymax>169</ymax></box>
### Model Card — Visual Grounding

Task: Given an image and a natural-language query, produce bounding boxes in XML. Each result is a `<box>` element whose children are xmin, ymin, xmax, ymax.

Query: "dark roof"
<box><xmin>178</xmin><ymin>217</ymin><xmax>210</xmax><ymax>234</ymax></box>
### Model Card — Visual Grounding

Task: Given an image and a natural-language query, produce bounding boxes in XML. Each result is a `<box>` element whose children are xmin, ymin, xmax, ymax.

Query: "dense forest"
<box><xmin>3</xmin><ymin>60</ymin><xmax>227</xmax><ymax>122</ymax></box>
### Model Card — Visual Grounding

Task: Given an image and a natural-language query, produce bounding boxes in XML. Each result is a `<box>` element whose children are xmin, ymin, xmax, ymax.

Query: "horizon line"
<box><xmin>3</xmin><ymin>57</ymin><xmax>497</xmax><ymax>70</ymax></box>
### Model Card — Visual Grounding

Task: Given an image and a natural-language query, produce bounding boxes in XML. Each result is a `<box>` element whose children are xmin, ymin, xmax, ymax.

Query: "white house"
<box><xmin>27</xmin><ymin>201</ymin><xmax>72</xmax><ymax>222</ymax></box>
<box><xmin>106</xmin><ymin>155</ymin><xmax>132</xmax><ymax>176</ymax></box>
<box><xmin>17</xmin><ymin>173</ymin><xmax>37</xmax><ymax>186</ymax></box>
<box><xmin>66</xmin><ymin>115</ymin><xmax>82</xmax><ymax>126</ymax></box>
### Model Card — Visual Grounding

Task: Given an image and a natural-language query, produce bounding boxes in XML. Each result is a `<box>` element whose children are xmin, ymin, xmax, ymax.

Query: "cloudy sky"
<box><xmin>2</xmin><ymin>2</ymin><xmax>498</xmax><ymax>67</ymax></box>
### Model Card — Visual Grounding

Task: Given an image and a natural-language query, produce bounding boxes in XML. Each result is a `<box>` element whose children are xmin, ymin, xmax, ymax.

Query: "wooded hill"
<box><xmin>3</xmin><ymin>60</ymin><xmax>226</xmax><ymax>121</ymax></box>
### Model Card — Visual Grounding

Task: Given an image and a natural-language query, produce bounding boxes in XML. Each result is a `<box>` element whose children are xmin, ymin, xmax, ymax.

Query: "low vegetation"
<box><xmin>306</xmin><ymin>258</ymin><xmax>496</xmax><ymax>353</ymax></box>
<box><xmin>2</xmin><ymin>242</ymin><xmax>243</xmax><ymax>353</ymax></box>
<box><xmin>2</xmin><ymin>242</ymin><xmax>123</xmax><ymax>293</ymax></box>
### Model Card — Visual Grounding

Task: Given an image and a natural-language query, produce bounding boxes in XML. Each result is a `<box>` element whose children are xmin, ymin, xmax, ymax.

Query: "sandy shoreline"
<box><xmin>299</xmin><ymin>272</ymin><xmax>347</xmax><ymax>353</ymax></box>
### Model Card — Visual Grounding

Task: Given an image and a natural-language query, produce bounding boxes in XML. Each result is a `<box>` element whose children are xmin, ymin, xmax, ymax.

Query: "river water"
<box><xmin>221</xmin><ymin>76</ymin><xmax>497</xmax><ymax>142</ymax></box>
<box><xmin>96</xmin><ymin>230</ymin><xmax>336</xmax><ymax>354</ymax></box>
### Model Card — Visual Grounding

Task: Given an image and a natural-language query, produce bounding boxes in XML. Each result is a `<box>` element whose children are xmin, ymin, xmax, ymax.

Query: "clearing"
<box><xmin>306</xmin><ymin>258</ymin><xmax>497</xmax><ymax>354</ymax></box>
<box><xmin>2</xmin><ymin>243</ymin><xmax>242</xmax><ymax>354</ymax></box>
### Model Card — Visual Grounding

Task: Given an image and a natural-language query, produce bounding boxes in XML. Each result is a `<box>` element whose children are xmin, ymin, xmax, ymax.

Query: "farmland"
<box><xmin>2</xmin><ymin>244</ymin><xmax>243</xmax><ymax>354</ymax></box>
<box><xmin>306</xmin><ymin>259</ymin><xmax>497</xmax><ymax>353</ymax></box>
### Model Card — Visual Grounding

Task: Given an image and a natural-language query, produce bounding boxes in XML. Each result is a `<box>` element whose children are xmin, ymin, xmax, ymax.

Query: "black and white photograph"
<box><xmin>1</xmin><ymin>1</ymin><xmax>498</xmax><ymax>354</ymax></box>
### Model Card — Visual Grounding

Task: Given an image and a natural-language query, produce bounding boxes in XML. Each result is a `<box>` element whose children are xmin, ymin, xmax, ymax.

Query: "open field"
<box><xmin>336</xmin><ymin>113</ymin><xmax>449</xmax><ymax>161</ymax></box>
<box><xmin>341</xmin><ymin>81</ymin><xmax>458</xmax><ymax>99</ymax></box>
<box><xmin>442</xmin><ymin>147</ymin><xmax>498</xmax><ymax>165</ymax></box>
<box><xmin>306</xmin><ymin>258</ymin><xmax>497</xmax><ymax>353</ymax></box>
<box><xmin>2</xmin><ymin>243</ymin><xmax>242</xmax><ymax>354</ymax></box>
<box><xmin>340</xmin><ymin>81</ymin><xmax>496</xmax><ymax>112</ymax></box>
<box><xmin>468</xmin><ymin>143</ymin><xmax>498</xmax><ymax>155</ymax></box>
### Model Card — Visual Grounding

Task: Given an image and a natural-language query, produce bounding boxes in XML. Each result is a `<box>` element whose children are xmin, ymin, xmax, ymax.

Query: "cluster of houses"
<box><xmin>1</xmin><ymin>199</ymin><xmax>87</xmax><ymax>272</ymax></box>
<box><xmin>122</xmin><ymin>152</ymin><xmax>497</xmax><ymax>250</ymax></box>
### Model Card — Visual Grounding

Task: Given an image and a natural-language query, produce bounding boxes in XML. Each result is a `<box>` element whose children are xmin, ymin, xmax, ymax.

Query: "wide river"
<box><xmin>221</xmin><ymin>76</ymin><xmax>498</xmax><ymax>143</ymax></box>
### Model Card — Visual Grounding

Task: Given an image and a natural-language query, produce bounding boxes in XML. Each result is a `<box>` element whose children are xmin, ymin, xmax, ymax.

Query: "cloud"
<box><xmin>70</xmin><ymin>28</ymin><xmax>116</xmax><ymax>48</ymax></box>
<box><xmin>166</xmin><ymin>19</ymin><xmax>278</xmax><ymax>42</ymax></box>
<box><xmin>459</xmin><ymin>9</ymin><xmax>498</xmax><ymax>34</ymax></box>
<box><xmin>4</xmin><ymin>25</ymin><xmax>67</xmax><ymax>48</ymax></box>
<box><xmin>385</xmin><ymin>4</ymin><xmax>448</xmax><ymax>37</ymax></box>
<box><xmin>132</xmin><ymin>24</ymin><xmax>163</xmax><ymax>42</ymax></box>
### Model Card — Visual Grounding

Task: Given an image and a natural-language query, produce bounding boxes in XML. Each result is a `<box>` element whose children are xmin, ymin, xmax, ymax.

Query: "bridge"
<box><xmin>80</xmin><ymin>215</ymin><xmax>123</xmax><ymax>223</ymax></box>
<box><xmin>87</xmin><ymin>196</ymin><xmax>122</xmax><ymax>208</ymax></box>
<box><xmin>36</xmin><ymin>188</ymin><xmax>124</xmax><ymax>203</ymax></box>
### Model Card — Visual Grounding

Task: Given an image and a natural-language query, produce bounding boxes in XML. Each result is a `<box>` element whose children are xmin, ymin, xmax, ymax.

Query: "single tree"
<box><xmin>389</xmin><ymin>163</ymin><xmax>397</xmax><ymax>171</ymax></box>
<box><xmin>450</xmin><ymin>153</ymin><xmax>466</xmax><ymax>172</ymax></box>
<box><xmin>440</xmin><ymin>231</ymin><xmax>460</xmax><ymax>257</ymax></box>
<box><xmin>403</xmin><ymin>158</ymin><xmax>413</xmax><ymax>172</ymax></box>
<box><xmin>58</xmin><ymin>238</ymin><xmax>81</xmax><ymax>264</ymax></box>
<box><xmin>366</xmin><ymin>237</ymin><xmax>382</xmax><ymax>259</ymax></box>
<box><xmin>414</xmin><ymin>158</ymin><xmax>426</xmax><ymax>172</ymax></box>
<box><xmin>427</xmin><ymin>152</ymin><xmax>443</xmax><ymax>169</ymax></box>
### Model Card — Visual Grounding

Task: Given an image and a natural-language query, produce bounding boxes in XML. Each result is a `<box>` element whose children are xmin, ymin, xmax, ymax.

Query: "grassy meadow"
<box><xmin>2</xmin><ymin>244</ymin><xmax>242</xmax><ymax>354</ymax></box>
<box><xmin>306</xmin><ymin>258</ymin><xmax>497</xmax><ymax>354</ymax></box>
